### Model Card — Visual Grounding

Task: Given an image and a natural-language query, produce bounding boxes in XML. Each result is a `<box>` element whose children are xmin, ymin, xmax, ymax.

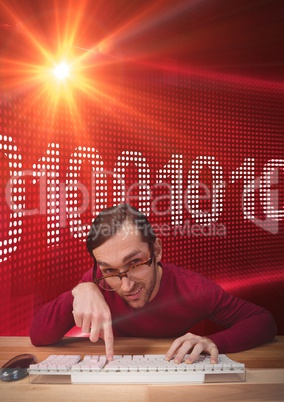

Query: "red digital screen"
<box><xmin>0</xmin><ymin>0</ymin><xmax>283</xmax><ymax>336</ymax></box>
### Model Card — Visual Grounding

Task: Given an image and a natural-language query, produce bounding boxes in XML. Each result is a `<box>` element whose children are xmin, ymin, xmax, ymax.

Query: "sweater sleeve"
<box><xmin>203</xmin><ymin>280</ymin><xmax>277</xmax><ymax>353</ymax></box>
<box><xmin>29</xmin><ymin>268</ymin><xmax>93</xmax><ymax>346</ymax></box>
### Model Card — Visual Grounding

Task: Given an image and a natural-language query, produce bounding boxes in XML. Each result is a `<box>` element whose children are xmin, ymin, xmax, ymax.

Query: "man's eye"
<box><xmin>103</xmin><ymin>268</ymin><xmax>118</xmax><ymax>275</ymax></box>
<box><xmin>129</xmin><ymin>259</ymin><xmax>141</xmax><ymax>268</ymax></box>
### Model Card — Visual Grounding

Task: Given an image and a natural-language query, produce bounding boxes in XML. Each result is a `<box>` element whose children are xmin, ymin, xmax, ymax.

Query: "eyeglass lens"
<box><xmin>98</xmin><ymin>260</ymin><xmax>152</xmax><ymax>291</ymax></box>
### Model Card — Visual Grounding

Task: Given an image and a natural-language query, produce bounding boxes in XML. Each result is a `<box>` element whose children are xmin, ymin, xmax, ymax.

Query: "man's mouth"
<box><xmin>124</xmin><ymin>286</ymin><xmax>143</xmax><ymax>300</ymax></box>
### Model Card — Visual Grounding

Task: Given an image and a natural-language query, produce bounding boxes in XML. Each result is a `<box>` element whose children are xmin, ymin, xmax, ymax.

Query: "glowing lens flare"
<box><xmin>53</xmin><ymin>61</ymin><xmax>70</xmax><ymax>80</ymax></box>
<box><xmin>0</xmin><ymin>0</ymin><xmax>192</xmax><ymax>125</ymax></box>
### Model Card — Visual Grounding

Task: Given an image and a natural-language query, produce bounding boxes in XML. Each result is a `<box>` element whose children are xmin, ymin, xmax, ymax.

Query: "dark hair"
<box><xmin>87</xmin><ymin>204</ymin><xmax>156</xmax><ymax>260</ymax></box>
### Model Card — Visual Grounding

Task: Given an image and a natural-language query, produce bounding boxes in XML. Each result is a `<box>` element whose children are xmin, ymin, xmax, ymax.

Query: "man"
<box><xmin>30</xmin><ymin>204</ymin><xmax>277</xmax><ymax>364</ymax></box>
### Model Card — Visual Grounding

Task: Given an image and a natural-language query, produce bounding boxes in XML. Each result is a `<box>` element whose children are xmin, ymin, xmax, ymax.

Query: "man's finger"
<box><xmin>101</xmin><ymin>321</ymin><xmax>114</xmax><ymax>360</ymax></box>
<box><xmin>184</xmin><ymin>340</ymin><xmax>219</xmax><ymax>364</ymax></box>
<box><xmin>81</xmin><ymin>316</ymin><xmax>92</xmax><ymax>334</ymax></box>
<box><xmin>72</xmin><ymin>311</ymin><xmax>82</xmax><ymax>328</ymax></box>
<box><xmin>184</xmin><ymin>342</ymin><xmax>204</xmax><ymax>363</ymax></box>
<box><xmin>209</xmin><ymin>345</ymin><xmax>219</xmax><ymax>364</ymax></box>
<box><xmin>165</xmin><ymin>337</ymin><xmax>184</xmax><ymax>361</ymax></box>
<box><xmin>89</xmin><ymin>325</ymin><xmax>100</xmax><ymax>343</ymax></box>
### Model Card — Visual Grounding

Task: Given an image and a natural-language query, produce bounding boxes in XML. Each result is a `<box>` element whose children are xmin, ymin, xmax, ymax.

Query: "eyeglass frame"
<box><xmin>93</xmin><ymin>257</ymin><xmax>153</xmax><ymax>288</ymax></box>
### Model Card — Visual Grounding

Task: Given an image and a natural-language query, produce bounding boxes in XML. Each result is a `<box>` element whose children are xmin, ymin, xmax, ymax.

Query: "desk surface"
<box><xmin>1</xmin><ymin>336</ymin><xmax>284</xmax><ymax>402</ymax></box>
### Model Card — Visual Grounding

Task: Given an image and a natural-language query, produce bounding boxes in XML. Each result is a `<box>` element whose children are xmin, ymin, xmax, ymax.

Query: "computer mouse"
<box><xmin>0</xmin><ymin>354</ymin><xmax>37</xmax><ymax>382</ymax></box>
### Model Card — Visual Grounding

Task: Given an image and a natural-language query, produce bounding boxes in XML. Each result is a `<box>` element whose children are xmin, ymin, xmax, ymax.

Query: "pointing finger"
<box><xmin>101</xmin><ymin>321</ymin><xmax>114</xmax><ymax>360</ymax></box>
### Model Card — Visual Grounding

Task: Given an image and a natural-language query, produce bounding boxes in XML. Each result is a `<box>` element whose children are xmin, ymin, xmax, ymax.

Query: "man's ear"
<box><xmin>153</xmin><ymin>238</ymin><xmax>162</xmax><ymax>262</ymax></box>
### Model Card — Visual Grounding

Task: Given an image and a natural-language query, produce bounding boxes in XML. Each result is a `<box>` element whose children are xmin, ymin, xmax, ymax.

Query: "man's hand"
<box><xmin>71</xmin><ymin>282</ymin><xmax>114</xmax><ymax>360</ymax></box>
<box><xmin>165</xmin><ymin>333</ymin><xmax>218</xmax><ymax>364</ymax></box>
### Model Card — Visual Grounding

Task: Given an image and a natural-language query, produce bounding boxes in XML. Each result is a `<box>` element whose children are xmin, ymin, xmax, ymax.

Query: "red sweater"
<box><xmin>30</xmin><ymin>262</ymin><xmax>277</xmax><ymax>353</ymax></box>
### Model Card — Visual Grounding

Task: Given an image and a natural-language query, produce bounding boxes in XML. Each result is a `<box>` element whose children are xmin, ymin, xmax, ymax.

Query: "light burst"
<box><xmin>53</xmin><ymin>61</ymin><xmax>70</xmax><ymax>80</ymax></box>
<box><xmin>0</xmin><ymin>0</ymin><xmax>193</xmax><ymax>131</ymax></box>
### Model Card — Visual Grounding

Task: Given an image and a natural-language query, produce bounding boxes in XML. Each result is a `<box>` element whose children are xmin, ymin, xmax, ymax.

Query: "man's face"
<box><xmin>92</xmin><ymin>222</ymin><xmax>162</xmax><ymax>308</ymax></box>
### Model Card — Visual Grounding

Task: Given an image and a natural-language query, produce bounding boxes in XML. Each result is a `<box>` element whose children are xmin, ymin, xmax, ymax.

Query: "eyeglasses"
<box><xmin>93</xmin><ymin>257</ymin><xmax>153</xmax><ymax>291</ymax></box>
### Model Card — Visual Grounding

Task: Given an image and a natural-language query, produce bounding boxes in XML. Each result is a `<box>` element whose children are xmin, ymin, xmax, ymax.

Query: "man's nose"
<box><xmin>120</xmin><ymin>275</ymin><xmax>134</xmax><ymax>291</ymax></box>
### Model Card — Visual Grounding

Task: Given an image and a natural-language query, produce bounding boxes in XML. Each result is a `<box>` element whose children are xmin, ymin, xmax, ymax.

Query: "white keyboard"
<box><xmin>29</xmin><ymin>354</ymin><xmax>246</xmax><ymax>384</ymax></box>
